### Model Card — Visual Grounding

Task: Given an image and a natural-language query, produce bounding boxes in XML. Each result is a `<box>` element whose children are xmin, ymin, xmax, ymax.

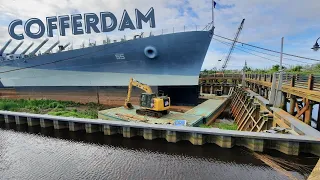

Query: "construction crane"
<box><xmin>124</xmin><ymin>78</ymin><xmax>171</xmax><ymax>118</ymax></box>
<box><xmin>221</xmin><ymin>19</ymin><xmax>245</xmax><ymax>71</ymax></box>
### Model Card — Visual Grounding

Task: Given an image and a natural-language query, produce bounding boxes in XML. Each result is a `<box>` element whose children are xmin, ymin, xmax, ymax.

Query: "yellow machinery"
<box><xmin>124</xmin><ymin>78</ymin><xmax>171</xmax><ymax>118</ymax></box>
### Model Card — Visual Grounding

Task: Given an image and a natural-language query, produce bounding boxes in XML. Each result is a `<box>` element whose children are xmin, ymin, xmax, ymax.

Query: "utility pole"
<box><xmin>280</xmin><ymin>37</ymin><xmax>284</xmax><ymax>71</ymax></box>
<box><xmin>273</xmin><ymin>37</ymin><xmax>285</xmax><ymax>108</ymax></box>
<box><xmin>212</xmin><ymin>0</ymin><xmax>214</xmax><ymax>25</ymax></box>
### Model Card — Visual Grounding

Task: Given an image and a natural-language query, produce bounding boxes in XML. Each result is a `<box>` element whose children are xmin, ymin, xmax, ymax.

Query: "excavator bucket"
<box><xmin>124</xmin><ymin>102</ymin><xmax>134</xmax><ymax>109</ymax></box>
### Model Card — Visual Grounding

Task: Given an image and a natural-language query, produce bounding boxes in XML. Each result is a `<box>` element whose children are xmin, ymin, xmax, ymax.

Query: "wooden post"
<box><xmin>96</xmin><ymin>86</ymin><xmax>100</xmax><ymax>104</ymax></box>
<box><xmin>282</xmin><ymin>93</ymin><xmax>288</xmax><ymax>111</ymax></box>
<box><xmin>304</xmin><ymin>101</ymin><xmax>312</xmax><ymax>126</ymax></box>
<box><xmin>317</xmin><ymin>104</ymin><xmax>320</xmax><ymax>131</ymax></box>
<box><xmin>308</xmin><ymin>74</ymin><xmax>314</xmax><ymax>90</ymax></box>
<box><xmin>264</xmin><ymin>88</ymin><xmax>268</xmax><ymax>99</ymax></box>
<box><xmin>289</xmin><ymin>95</ymin><xmax>296</xmax><ymax>115</ymax></box>
<box><xmin>291</xmin><ymin>75</ymin><xmax>295</xmax><ymax>87</ymax></box>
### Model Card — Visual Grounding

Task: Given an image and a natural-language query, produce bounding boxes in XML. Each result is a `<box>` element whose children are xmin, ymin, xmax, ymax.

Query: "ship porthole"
<box><xmin>144</xmin><ymin>46</ymin><xmax>158</xmax><ymax>59</ymax></box>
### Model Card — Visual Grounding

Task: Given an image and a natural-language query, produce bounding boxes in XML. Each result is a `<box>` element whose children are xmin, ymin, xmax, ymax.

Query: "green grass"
<box><xmin>0</xmin><ymin>98</ymin><xmax>100</xmax><ymax>119</ymax></box>
<box><xmin>199</xmin><ymin>122</ymin><xmax>238</xmax><ymax>130</ymax></box>
<box><xmin>199</xmin><ymin>124</ymin><xmax>212</xmax><ymax>128</ymax></box>
<box><xmin>218</xmin><ymin>123</ymin><xmax>238</xmax><ymax>130</ymax></box>
<box><xmin>48</xmin><ymin>109</ymin><xmax>97</xmax><ymax>119</ymax></box>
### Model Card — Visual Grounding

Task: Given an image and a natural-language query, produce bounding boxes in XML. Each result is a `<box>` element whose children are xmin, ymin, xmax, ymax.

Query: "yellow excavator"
<box><xmin>124</xmin><ymin>78</ymin><xmax>171</xmax><ymax>118</ymax></box>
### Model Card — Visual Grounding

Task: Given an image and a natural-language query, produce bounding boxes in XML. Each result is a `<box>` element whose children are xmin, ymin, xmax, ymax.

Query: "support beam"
<box><xmin>289</xmin><ymin>95</ymin><xmax>296</xmax><ymax>115</ymax></box>
<box><xmin>305</xmin><ymin>103</ymin><xmax>313</xmax><ymax>126</ymax></box>
<box><xmin>282</xmin><ymin>93</ymin><xmax>288</xmax><ymax>111</ymax></box>
<box><xmin>269</xmin><ymin>73</ymin><xmax>277</xmax><ymax>105</ymax></box>
<box><xmin>295</xmin><ymin>99</ymin><xmax>310</xmax><ymax>120</ymax></box>
<box><xmin>264</xmin><ymin>88</ymin><xmax>269</xmax><ymax>99</ymax></box>
<box><xmin>317</xmin><ymin>104</ymin><xmax>320</xmax><ymax>131</ymax></box>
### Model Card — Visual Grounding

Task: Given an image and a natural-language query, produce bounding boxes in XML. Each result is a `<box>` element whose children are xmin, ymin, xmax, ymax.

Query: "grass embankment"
<box><xmin>0</xmin><ymin>99</ymin><xmax>108</xmax><ymax>119</ymax></box>
<box><xmin>200</xmin><ymin>123</ymin><xmax>238</xmax><ymax>130</ymax></box>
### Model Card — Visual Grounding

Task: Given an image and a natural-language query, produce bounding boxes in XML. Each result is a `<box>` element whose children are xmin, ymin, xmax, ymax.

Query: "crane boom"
<box><xmin>221</xmin><ymin>19</ymin><xmax>245</xmax><ymax>71</ymax></box>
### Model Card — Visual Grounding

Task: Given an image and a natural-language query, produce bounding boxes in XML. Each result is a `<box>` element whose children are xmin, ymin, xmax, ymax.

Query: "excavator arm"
<box><xmin>124</xmin><ymin>78</ymin><xmax>153</xmax><ymax>109</ymax></box>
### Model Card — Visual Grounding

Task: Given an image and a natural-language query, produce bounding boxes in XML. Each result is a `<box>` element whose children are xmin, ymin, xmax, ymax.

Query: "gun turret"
<box><xmin>29</xmin><ymin>38</ymin><xmax>49</xmax><ymax>56</ymax></box>
<box><xmin>0</xmin><ymin>39</ymin><xmax>12</xmax><ymax>55</ymax></box>
<box><xmin>44</xmin><ymin>41</ymin><xmax>60</xmax><ymax>54</ymax></box>
<box><xmin>21</xmin><ymin>42</ymin><xmax>34</xmax><ymax>55</ymax></box>
<box><xmin>10</xmin><ymin>41</ymin><xmax>24</xmax><ymax>54</ymax></box>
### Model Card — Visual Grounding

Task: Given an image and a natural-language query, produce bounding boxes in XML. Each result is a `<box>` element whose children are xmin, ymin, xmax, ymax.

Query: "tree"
<box><xmin>289</xmin><ymin>65</ymin><xmax>303</xmax><ymax>72</ymax></box>
<box><xmin>203</xmin><ymin>69</ymin><xmax>208</xmax><ymax>75</ymax></box>
<box><xmin>270</xmin><ymin>65</ymin><xmax>286</xmax><ymax>72</ymax></box>
<box><xmin>271</xmin><ymin>65</ymin><xmax>280</xmax><ymax>72</ymax></box>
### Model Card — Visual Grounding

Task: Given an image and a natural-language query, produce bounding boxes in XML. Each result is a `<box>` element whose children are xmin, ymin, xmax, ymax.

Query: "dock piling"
<box><xmin>15</xmin><ymin>116</ymin><xmax>27</xmax><ymax>125</ymax></box>
<box><xmin>40</xmin><ymin>118</ymin><xmax>53</xmax><ymax>128</ymax></box>
<box><xmin>4</xmin><ymin>115</ymin><xmax>15</xmax><ymax>124</ymax></box>
<box><xmin>69</xmin><ymin>122</ymin><xmax>85</xmax><ymax>131</ymax></box>
<box><xmin>27</xmin><ymin>117</ymin><xmax>40</xmax><ymax>126</ymax></box>
<box><xmin>85</xmin><ymin>124</ymin><xmax>102</xmax><ymax>133</ymax></box>
<box><xmin>53</xmin><ymin>120</ymin><xmax>68</xmax><ymax>129</ymax></box>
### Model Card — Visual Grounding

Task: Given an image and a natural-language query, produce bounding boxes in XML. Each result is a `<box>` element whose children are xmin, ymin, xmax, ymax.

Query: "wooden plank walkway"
<box><xmin>308</xmin><ymin>159</ymin><xmax>320</xmax><ymax>180</ymax></box>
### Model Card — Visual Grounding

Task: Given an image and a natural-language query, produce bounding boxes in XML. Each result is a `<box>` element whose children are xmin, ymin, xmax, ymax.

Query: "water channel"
<box><xmin>0</xmin><ymin>123</ymin><xmax>318</xmax><ymax>180</ymax></box>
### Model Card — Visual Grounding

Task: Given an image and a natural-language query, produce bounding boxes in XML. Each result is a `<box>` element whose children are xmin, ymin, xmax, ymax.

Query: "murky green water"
<box><xmin>0</xmin><ymin>123</ymin><xmax>318</xmax><ymax>180</ymax></box>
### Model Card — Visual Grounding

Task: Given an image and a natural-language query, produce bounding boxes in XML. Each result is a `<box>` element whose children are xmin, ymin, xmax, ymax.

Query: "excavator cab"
<box><xmin>140</xmin><ymin>93</ymin><xmax>157</xmax><ymax>108</ymax></box>
<box><xmin>140</xmin><ymin>93</ymin><xmax>170</xmax><ymax>109</ymax></box>
<box><xmin>138</xmin><ymin>93</ymin><xmax>170</xmax><ymax>118</ymax></box>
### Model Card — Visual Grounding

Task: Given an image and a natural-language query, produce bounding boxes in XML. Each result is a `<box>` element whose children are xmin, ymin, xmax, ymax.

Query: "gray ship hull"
<box><xmin>0</xmin><ymin>30</ymin><xmax>212</xmax><ymax>105</ymax></box>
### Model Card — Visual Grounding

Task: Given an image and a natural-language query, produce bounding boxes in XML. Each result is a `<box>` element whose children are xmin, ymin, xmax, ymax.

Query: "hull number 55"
<box><xmin>115</xmin><ymin>53</ymin><xmax>125</xmax><ymax>60</ymax></box>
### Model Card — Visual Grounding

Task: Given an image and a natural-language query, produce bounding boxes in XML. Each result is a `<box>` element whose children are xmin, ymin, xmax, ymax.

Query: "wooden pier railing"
<box><xmin>245</xmin><ymin>73</ymin><xmax>320</xmax><ymax>93</ymax></box>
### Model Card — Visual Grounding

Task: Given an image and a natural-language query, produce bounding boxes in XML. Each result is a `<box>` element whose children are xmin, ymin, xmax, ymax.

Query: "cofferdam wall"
<box><xmin>0</xmin><ymin>85</ymin><xmax>200</xmax><ymax>106</ymax></box>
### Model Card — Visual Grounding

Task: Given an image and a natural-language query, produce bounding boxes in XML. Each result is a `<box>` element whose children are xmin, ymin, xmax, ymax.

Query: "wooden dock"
<box><xmin>98</xmin><ymin>98</ymin><xmax>230</xmax><ymax>127</ymax></box>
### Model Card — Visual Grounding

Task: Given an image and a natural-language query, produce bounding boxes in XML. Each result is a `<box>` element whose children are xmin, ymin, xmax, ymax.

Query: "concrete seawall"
<box><xmin>0</xmin><ymin>110</ymin><xmax>319</xmax><ymax>156</ymax></box>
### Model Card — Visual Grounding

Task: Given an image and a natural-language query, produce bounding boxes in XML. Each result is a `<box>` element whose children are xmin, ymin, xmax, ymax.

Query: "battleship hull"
<box><xmin>0</xmin><ymin>30</ymin><xmax>212</xmax><ymax>105</ymax></box>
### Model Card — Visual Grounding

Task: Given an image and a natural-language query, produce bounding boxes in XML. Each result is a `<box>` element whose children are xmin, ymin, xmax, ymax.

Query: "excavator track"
<box><xmin>136</xmin><ymin>109</ymin><xmax>169</xmax><ymax>118</ymax></box>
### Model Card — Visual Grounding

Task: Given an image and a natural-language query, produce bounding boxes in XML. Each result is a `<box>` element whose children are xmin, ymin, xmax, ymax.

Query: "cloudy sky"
<box><xmin>0</xmin><ymin>0</ymin><xmax>320</xmax><ymax>70</ymax></box>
